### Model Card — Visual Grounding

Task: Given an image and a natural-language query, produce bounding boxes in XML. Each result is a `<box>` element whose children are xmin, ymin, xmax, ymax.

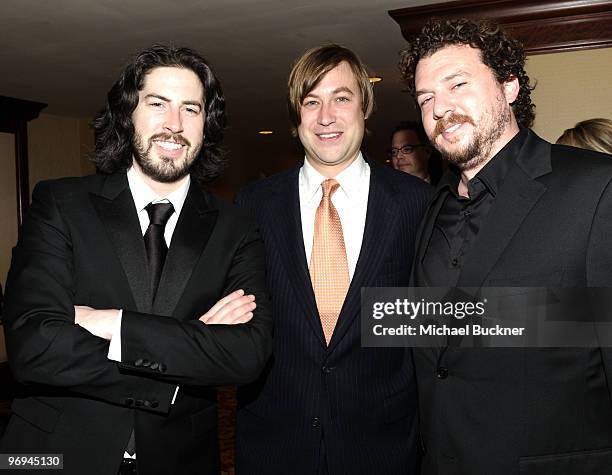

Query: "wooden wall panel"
<box><xmin>389</xmin><ymin>0</ymin><xmax>612</xmax><ymax>54</ymax></box>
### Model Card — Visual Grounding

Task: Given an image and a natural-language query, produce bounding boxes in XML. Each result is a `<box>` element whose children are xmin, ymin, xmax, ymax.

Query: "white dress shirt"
<box><xmin>299</xmin><ymin>153</ymin><xmax>370</xmax><ymax>280</ymax></box>
<box><xmin>107</xmin><ymin>167</ymin><xmax>190</xmax><ymax>458</ymax></box>
<box><xmin>107</xmin><ymin>167</ymin><xmax>189</xmax><ymax>364</ymax></box>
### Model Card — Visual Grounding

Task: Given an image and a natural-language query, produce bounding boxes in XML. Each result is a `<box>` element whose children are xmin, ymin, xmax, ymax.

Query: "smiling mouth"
<box><xmin>150</xmin><ymin>133</ymin><xmax>190</xmax><ymax>154</ymax></box>
<box><xmin>433</xmin><ymin>113</ymin><xmax>476</xmax><ymax>141</ymax></box>
<box><xmin>154</xmin><ymin>140</ymin><xmax>185</xmax><ymax>151</ymax></box>
<box><xmin>444</xmin><ymin>123</ymin><xmax>463</xmax><ymax>135</ymax></box>
<box><xmin>316</xmin><ymin>132</ymin><xmax>342</xmax><ymax>140</ymax></box>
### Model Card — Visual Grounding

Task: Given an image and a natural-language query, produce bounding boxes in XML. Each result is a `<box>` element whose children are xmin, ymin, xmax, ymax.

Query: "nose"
<box><xmin>318</xmin><ymin>101</ymin><xmax>336</xmax><ymax>127</ymax></box>
<box><xmin>432</xmin><ymin>93</ymin><xmax>455</xmax><ymax>121</ymax></box>
<box><xmin>163</xmin><ymin>106</ymin><xmax>184</xmax><ymax>134</ymax></box>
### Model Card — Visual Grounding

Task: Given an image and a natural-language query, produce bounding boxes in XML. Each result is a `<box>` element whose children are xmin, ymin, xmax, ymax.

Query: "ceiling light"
<box><xmin>258</xmin><ymin>130</ymin><xmax>274</xmax><ymax>135</ymax></box>
<box><xmin>369</xmin><ymin>76</ymin><xmax>383</xmax><ymax>84</ymax></box>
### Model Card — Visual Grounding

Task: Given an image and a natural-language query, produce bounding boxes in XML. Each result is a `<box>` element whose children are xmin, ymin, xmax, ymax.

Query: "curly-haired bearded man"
<box><xmin>401</xmin><ymin>18</ymin><xmax>612</xmax><ymax>475</ymax></box>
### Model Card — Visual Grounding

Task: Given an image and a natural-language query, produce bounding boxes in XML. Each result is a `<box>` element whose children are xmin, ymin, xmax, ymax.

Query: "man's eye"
<box><xmin>336</xmin><ymin>96</ymin><xmax>350</xmax><ymax>103</ymax></box>
<box><xmin>303</xmin><ymin>100</ymin><xmax>318</xmax><ymax>107</ymax></box>
<box><xmin>149</xmin><ymin>102</ymin><xmax>164</xmax><ymax>109</ymax></box>
<box><xmin>185</xmin><ymin>107</ymin><xmax>200</xmax><ymax>115</ymax></box>
<box><xmin>453</xmin><ymin>82</ymin><xmax>467</xmax><ymax>90</ymax></box>
<box><xmin>419</xmin><ymin>97</ymin><xmax>432</xmax><ymax>107</ymax></box>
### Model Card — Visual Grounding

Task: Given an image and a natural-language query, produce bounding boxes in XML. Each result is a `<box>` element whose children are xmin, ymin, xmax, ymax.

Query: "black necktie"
<box><xmin>144</xmin><ymin>202</ymin><xmax>175</xmax><ymax>298</ymax></box>
<box><xmin>125</xmin><ymin>202</ymin><xmax>174</xmax><ymax>457</ymax></box>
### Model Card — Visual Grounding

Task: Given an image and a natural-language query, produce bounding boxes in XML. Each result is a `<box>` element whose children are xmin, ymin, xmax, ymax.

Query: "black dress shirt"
<box><xmin>423</xmin><ymin>129</ymin><xmax>528</xmax><ymax>286</ymax></box>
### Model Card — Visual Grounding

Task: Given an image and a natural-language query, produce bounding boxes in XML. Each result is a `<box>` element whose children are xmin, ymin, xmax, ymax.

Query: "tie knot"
<box><xmin>321</xmin><ymin>179</ymin><xmax>340</xmax><ymax>199</ymax></box>
<box><xmin>146</xmin><ymin>202</ymin><xmax>174</xmax><ymax>226</ymax></box>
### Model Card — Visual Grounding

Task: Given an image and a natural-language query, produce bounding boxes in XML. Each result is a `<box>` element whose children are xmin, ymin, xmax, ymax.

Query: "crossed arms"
<box><xmin>3</xmin><ymin>180</ymin><xmax>272</xmax><ymax>413</ymax></box>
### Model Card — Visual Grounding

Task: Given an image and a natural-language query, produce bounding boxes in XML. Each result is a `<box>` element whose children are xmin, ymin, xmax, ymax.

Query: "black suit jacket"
<box><xmin>235</xmin><ymin>159</ymin><xmax>432</xmax><ymax>475</ymax></box>
<box><xmin>0</xmin><ymin>172</ymin><xmax>272</xmax><ymax>475</ymax></box>
<box><xmin>412</xmin><ymin>131</ymin><xmax>612</xmax><ymax>475</ymax></box>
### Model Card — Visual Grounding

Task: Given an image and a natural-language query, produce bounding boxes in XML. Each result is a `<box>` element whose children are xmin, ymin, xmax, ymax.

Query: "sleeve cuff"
<box><xmin>107</xmin><ymin>309</ymin><xmax>123</xmax><ymax>362</ymax></box>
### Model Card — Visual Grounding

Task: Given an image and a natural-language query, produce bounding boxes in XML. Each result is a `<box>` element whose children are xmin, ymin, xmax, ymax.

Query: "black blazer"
<box><xmin>0</xmin><ymin>172</ymin><xmax>272</xmax><ymax>475</ymax></box>
<box><xmin>235</xmin><ymin>159</ymin><xmax>432</xmax><ymax>475</ymax></box>
<box><xmin>412</xmin><ymin>131</ymin><xmax>612</xmax><ymax>475</ymax></box>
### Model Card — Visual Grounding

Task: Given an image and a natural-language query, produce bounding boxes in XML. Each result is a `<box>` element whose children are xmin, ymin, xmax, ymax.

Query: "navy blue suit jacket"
<box><xmin>235</xmin><ymin>159</ymin><xmax>432</xmax><ymax>475</ymax></box>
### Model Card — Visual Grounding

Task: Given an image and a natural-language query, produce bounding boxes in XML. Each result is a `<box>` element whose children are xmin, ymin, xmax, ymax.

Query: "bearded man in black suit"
<box><xmin>400</xmin><ymin>18</ymin><xmax>612</xmax><ymax>475</ymax></box>
<box><xmin>1</xmin><ymin>44</ymin><xmax>272</xmax><ymax>475</ymax></box>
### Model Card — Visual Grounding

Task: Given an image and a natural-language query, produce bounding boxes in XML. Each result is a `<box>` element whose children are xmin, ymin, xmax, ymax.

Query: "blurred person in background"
<box><xmin>556</xmin><ymin>118</ymin><xmax>612</xmax><ymax>155</ymax></box>
<box><xmin>388</xmin><ymin>120</ymin><xmax>442</xmax><ymax>184</ymax></box>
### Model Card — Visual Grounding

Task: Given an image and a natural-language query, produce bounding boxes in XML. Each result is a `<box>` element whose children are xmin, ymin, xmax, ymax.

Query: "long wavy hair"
<box><xmin>399</xmin><ymin>18</ymin><xmax>535</xmax><ymax>129</ymax></box>
<box><xmin>91</xmin><ymin>44</ymin><xmax>226</xmax><ymax>184</ymax></box>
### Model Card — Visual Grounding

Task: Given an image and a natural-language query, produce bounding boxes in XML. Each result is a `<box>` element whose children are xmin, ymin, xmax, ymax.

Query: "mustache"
<box><xmin>433</xmin><ymin>114</ymin><xmax>476</xmax><ymax>140</ymax></box>
<box><xmin>149</xmin><ymin>133</ymin><xmax>190</xmax><ymax>147</ymax></box>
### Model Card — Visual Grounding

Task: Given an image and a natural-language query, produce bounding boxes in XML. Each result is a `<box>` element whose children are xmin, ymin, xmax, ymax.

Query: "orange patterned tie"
<box><xmin>309</xmin><ymin>178</ymin><xmax>350</xmax><ymax>345</ymax></box>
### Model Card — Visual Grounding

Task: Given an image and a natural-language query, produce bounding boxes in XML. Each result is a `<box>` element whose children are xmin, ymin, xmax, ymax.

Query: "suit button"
<box><xmin>158</xmin><ymin>363</ymin><xmax>166</xmax><ymax>373</ymax></box>
<box><xmin>436</xmin><ymin>367</ymin><xmax>449</xmax><ymax>379</ymax></box>
<box><xmin>134</xmin><ymin>359</ymin><xmax>143</xmax><ymax>367</ymax></box>
<box><xmin>125</xmin><ymin>397</ymin><xmax>135</xmax><ymax>406</ymax></box>
<box><xmin>451</xmin><ymin>258</ymin><xmax>459</xmax><ymax>267</ymax></box>
<box><xmin>143</xmin><ymin>400</ymin><xmax>151</xmax><ymax>408</ymax></box>
<box><xmin>142</xmin><ymin>360</ymin><xmax>151</xmax><ymax>367</ymax></box>
<box><xmin>311</xmin><ymin>417</ymin><xmax>320</xmax><ymax>428</ymax></box>
<box><xmin>150</xmin><ymin>362</ymin><xmax>159</xmax><ymax>370</ymax></box>
<box><xmin>135</xmin><ymin>399</ymin><xmax>144</xmax><ymax>407</ymax></box>
<box><xmin>151</xmin><ymin>401</ymin><xmax>159</xmax><ymax>408</ymax></box>
<box><xmin>322</xmin><ymin>366</ymin><xmax>334</xmax><ymax>374</ymax></box>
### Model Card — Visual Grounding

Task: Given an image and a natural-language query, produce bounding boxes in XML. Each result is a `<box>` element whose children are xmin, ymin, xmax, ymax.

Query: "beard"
<box><xmin>431</xmin><ymin>94</ymin><xmax>512</xmax><ymax>171</ymax></box>
<box><xmin>132</xmin><ymin>132</ymin><xmax>201</xmax><ymax>183</ymax></box>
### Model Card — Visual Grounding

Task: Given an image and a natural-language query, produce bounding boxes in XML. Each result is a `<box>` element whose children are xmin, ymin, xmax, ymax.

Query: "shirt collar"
<box><xmin>476</xmin><ymin>128</ymin><xmax>527</xmax><ymax>197</ymax></box>
<box><xmin>439</xmin><ymin>128</ymin><xmax>528</xmax><ymax>199</ymax></box>
<box><xmin>127</xmin><ymin>166</ymin><xmax>191</xmax><ymax>216</ymax></box>
<box><xmin>300</xmin><ymin>152</ymin><xmax>369</xmax><ymax>203</ymax></box>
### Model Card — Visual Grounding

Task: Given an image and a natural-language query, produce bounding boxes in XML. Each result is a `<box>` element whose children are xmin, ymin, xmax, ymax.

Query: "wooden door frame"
<box><xmin>0</xmin><ymin>96</ymin><xmax>47</xmax><ymax>230</ymax></box>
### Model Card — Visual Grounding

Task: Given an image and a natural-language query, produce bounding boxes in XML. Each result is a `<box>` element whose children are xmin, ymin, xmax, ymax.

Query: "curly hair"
<box><xmin>399</xmin><ymin>18</ymin><xmax>535</xmax><ymax>129</ymax></box>
<box><xmin>91</xmin><ymin>44</ymin><xmax>226</xmax><ymax>184</ymax></box>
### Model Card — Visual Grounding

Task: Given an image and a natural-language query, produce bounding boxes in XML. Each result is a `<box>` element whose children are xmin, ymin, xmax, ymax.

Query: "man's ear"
<box><xmin>504</xmin><ymin>75</ymin><xmax>520</xmax><ymax>104</ymax></box>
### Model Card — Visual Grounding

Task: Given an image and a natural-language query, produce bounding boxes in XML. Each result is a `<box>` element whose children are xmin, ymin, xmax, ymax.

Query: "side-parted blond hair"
<box><xmin>556</xmin><ymin>118</ymin><xmax>612</xmax><ymax>155</ymax></box>
<box><xmin>287</xmin><ymin>44</ymin><xmax>374</xmax><ymax>133</ymax></box>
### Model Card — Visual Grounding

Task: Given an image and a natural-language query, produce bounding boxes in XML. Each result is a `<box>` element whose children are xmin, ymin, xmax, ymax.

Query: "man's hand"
<box><xmin>200</xmin><ymin>289</ymin><xmax>256</xmax><ymax>325</ymax></box>
<box><xmin>74</xmin><ymin>306</ymin><xmax>119</xmax><ymax>341</ymax></box>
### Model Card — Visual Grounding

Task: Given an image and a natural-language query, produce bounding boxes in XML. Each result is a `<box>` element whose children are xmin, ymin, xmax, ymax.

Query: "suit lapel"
<box><xmin>153</xmin><ymin>182</ymin><xmax>218</xmax><ymax>316</ymax></box>
<box><xmin>268</xmin><ymin>166</ymin><xmax>325</xmax><ymax>346</ymax></box>
<box><xmin>411</xmin><ymin>189</ymin><xmax>449</xmax><ymax>286</ymax></box>
<box><xmin>410</xmin><ymin>189</ymin><xmax>449</xmax><ymax>358</ymax></box>
<box><xmin>458</xmin><ymin>131</ymin><xmax>551</xmax><ymax>287</ymax></box>
<box><xmin>328</xmin><ymin>164</ymin><xmax>400</xmax><ymax>351</ymax></box>
<box><xmin>90</xmin><ymin>173</ymin><xmax>151</xmax><ymax>313</ymax></box>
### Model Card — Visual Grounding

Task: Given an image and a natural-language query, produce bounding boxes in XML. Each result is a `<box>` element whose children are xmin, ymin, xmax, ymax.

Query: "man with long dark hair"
<box><xmin>1</xmin><ymin>44</ymin><xmax>272</xmax><ymax>475</ymax></box>
<box><xmin>401</xmin><ymin>18</ymin><xmax>612</xmax><ymax>474</ymax></box>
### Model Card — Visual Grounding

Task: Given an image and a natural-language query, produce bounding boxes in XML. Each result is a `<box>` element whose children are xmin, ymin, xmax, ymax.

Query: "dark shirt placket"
<box><xmin>423</xmin><ymin>129</ymin><xmax>528</xmax><ymax>287</ymax></box>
